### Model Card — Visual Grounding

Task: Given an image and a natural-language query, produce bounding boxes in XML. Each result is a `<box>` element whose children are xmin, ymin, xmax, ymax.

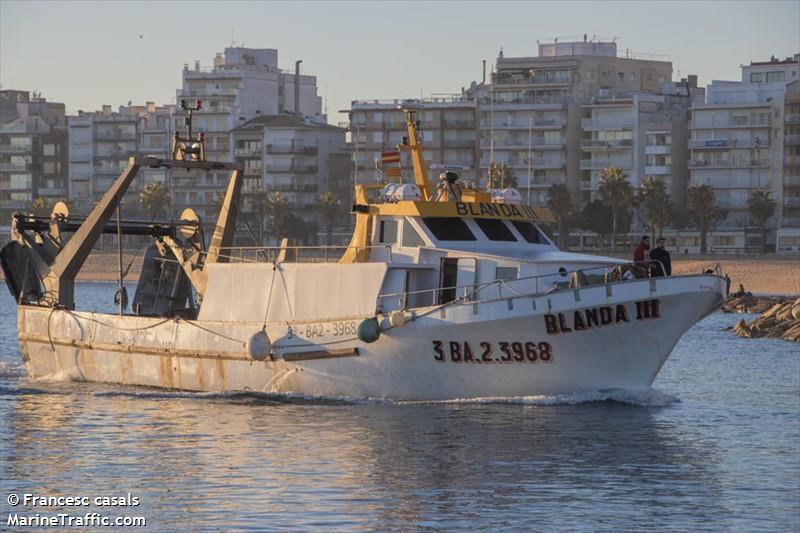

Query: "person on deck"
<box><xmin>633</xmin><ymin>236</ymin><xmax>650</xmax><ymax>263</ymax></box>
<box><xmin>631</xmin><ymin>236</ymin><xmax>651</xmax><ymax>278</ymax></box>
<box><xmin>649</xmin><ymin>237</ymin><xmax>672</xmax><ymax>277</ymax></box>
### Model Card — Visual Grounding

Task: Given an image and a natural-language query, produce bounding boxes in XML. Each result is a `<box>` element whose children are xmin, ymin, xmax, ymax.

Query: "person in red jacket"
<box><xmin>633</xmin><ymin>235</ymin><xmax>650</xmax><ymax>262</ymax></box>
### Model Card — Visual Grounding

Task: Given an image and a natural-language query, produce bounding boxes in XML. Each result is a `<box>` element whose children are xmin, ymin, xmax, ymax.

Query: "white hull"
<box><xmin>17</xmin><ymin>275</ymin><xmax>725</xmax><ymax>401</ymax></box>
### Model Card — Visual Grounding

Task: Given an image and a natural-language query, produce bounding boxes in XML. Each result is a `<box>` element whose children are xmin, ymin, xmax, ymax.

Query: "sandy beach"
<box><xmin>3</xmin><ymin>250</ymin><xmax>796</xmax><ymax>296</ymax></box>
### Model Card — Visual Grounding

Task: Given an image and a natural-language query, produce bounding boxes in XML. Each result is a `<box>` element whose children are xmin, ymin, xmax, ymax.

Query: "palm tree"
<box><xmin>138</xmin><ymin>181</ymin><xmax>170</xmax><ymax>217</ymax></box>
<box><xmin>546</xmin><ymin>183</ymin><xmax>575</xmax><ymax>250</ymax></box>
<box><xmin>687</xmin><ymin>184</ymin><xmax>724</xmax><ymax>254</ymax></box>
<box><xmin>598</xmin><ymin>166</ymin><xmax>634</xmax><ymax>252</ymax></box>
<box><xmin>316</xmin><ymin>191</ymin><xmax>341</xmax><ymax>245</ymax></box>
<box><xmin>579</xmin><ymin>199</ymin><xmax>614</xmax><ymax>248</ymax></box>
<box><xmin>249</xmin><ymin>187</ymin><xmax>271</xmax><ymax>245</ymax></box>
<box><xmin>747</xmin><ymin>190</ymin><xmax>776</xmax><ymax>252</ymax></box>
<box><xmin>488</xmin><ymin>163</ymin><xmax>518</xmax><ymax>189</ymax></box>
<box><xmin>264</xmin><ymin>192</ymin><xmax>291</xmax><ymax>241</ymax></box>
<box><xmin>638</xmin><ymin>176</ymin><xmax>673</xmax><ymax>241</ymax></box>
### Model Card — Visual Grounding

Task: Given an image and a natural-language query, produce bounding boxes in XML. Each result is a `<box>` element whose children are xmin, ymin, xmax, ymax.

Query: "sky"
<box><xmin>1</xmin><ymin>0</ymin><xmax>798</xmax><ymax>123</ymax></box>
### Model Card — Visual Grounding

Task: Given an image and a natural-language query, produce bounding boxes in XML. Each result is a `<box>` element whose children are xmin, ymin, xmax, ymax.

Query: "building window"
<box><xmin>43</xmin><ymin>144</ymin><xmax>56</xmax><ymax>156</ymax></box>
<box><xmin>423</xmin><ymin>131</ymin><xmax>433</xmax><ymax>142</ymax></box>
<box><xmin>372</xmin><ymin>131</ymin><xmax>384</xmax><ymax>143</ymax></box>
<box><xmin>10</xmin><ymin>174</ymin><xmax>32</xmax><ymax>189</ymax></box>
<box><xmin>766</xmin><ymin>71</ymin><xmax>785</xmax><ymax>82</ymax></box>
<box><xmin>43</xmin><ymin>161</ymin><xmax>60</xmax><ymax>174</ymax></box>
<box><xmin>373</xmin><ymin>112</ymin><xmax>383</xmax><ymax>124</ymax></box>
<box><xmin>750</xmin><ymin>73</ymin><xmax>764</xmax><ymax>83</ymax></box>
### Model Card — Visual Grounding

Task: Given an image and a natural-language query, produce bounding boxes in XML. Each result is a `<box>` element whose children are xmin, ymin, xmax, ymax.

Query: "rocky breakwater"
<box><xmin>723</xmin><ymin>294</ymin><xmax>800</xmax><ymax>343</ymax></box>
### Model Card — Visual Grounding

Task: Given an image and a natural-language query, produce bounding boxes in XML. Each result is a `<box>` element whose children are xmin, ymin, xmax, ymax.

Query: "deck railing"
<box><xmin>206</xmin><ymin>245</ymin><xmax>393</xmax><ymax>264</ymax></box>
<box><xmin>378</xmin><ymin>259</ymin><xmax>712</xmax><ymax>310</ymax></box>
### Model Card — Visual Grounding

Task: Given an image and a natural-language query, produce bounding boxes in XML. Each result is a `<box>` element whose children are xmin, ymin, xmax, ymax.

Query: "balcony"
<box><xmin>689</xmin><ymin>159</ymin><xmax>770</xmax><ymax>169</ymax></box>
<box><xmin>234</xmin><ymin>147</ymin><xmax>262</xmax><ymax>157</ymax></box>
<box><xmin>442</xmin><ymin>119</ymin><xmax>475</xmax><ymax>128</ymax></box>
<box><xmin>645</xmin><ymin>165</ymin><xmax>671</xmax><ymax>175</ymax></box>
<box><xmin>480</xmin><ymin>119</ymin><xmax>561</xmax><ymax>130</ymax></box>
<box><xmin>261</xmin><ymin>184</ymin><xmax>319</xmax><ymax>193</ymax></box>
<box><xmin>494</xmin><ymin>74</ymin><xmax>572</xmax><ymax>86</ymax></box>
<box><xmin>0</xmin><ymin>163</ymin><xmax>28</xmax><ymax>172</ymax></box>
<box><xmin>0</xmin><ymin>143</ymin><xmax>31</xmax><ymax>153</ymax></box>
<box><xmin>445</xmin><ymin>139</ymin><xmax>476</xmax><ymax>148</ymax></box>
<box><xmin>784</xmin><ymin>176</ymin><xmax>800</xmax><ymax>186</ymax></box>
<box><xmin>645</xmin><ymin>145</ymin><xmax>671</xmax><ymax>155</ymax></box>
<box><xmin>266</xmin><ymin>164</ymin><xmax>318</xmax><ymax>174</ymax></box>
<box><xmin>266</xmin><ymin>144</ymin><xmax>318</xmax><ymax>155</ymax></box>
<box><xmin>94</xmin><ymin>130</ymin><xmax>136</xmax><ymax>141</ymax></box>
<box><xmin>690</xmin><ymin>138</ymin><xmax>770</xmax><ymax>150</ymax></box>
<box><xmin>785</xmin><ymin>134</ymin><xmax>800</xmax><ymax>146</ymax></box>
<box><xmin>785</xmin><ymin>113</ymin><xmax>800</xmax><ymax>124</ymax></box>
<box><xmin>784</xmin><ymin>197</ymin><xmax>800</xmax><ymax>207</ymax></box>
<box><xmin>581</xmin><ymin>159</ymin><xmax>632</xmax><ymax>170</ymax></box>
<box><xmin>580</xmin><ymin>139</ymin><xmax>632</xmax><ymax>150</ymax></box>
<box><xmin>38</xmin><ymin>187</ymin><xmax>68</xmax><ymax>196</ymax></box>
<box><xmin>581</xmin><ymin>118</ymin><xmax>633</xmax><ymax>130</ymax></box>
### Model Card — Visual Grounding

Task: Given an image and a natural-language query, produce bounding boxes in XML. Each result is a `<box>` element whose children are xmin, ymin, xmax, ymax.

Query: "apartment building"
<box><xmin>67</xmin><ymin>103</ymin><xmax>173</xmax><ymax>213</ymax></box>
<box><xmin>780</xmin><ymin>80</ymin><xmax>800</xmax><ymax>251</ymax></box>
<box><xmin>231</xmin><ymin>114</ymin><xmax>347</xmax><ymax>241</ymax></box>
<box><xmin>580</xmin><ymin>81</ymin><xmax>700</xmax><ymax>208</ymax></box>
<box><xmin>0</xmin><ymin>90</ymin><xmax>68</xmax><ymax>223</ymax></box>
<box><xmin>476</xmin><ymin>38</ymin><xmax>673</xmax><ymax>205</ymax></box>
<box><xmin>345</xmin><ymin>97</ymin><xmax>478</xmax><ymax>185</ymax></box>
<box><xmin>172</xmin><ymin>47</ymin><xmax>324</xmax><ymax>220</ymax></box>
<box><xmin>689</xmin><ymin>54</ymin><xmax>799</xmax><ymax>243</ymax></box>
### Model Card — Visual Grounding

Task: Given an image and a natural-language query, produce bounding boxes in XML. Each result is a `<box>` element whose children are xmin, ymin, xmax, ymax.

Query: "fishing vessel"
<box><xmin>3</xmin><ymin>103</ymin><xmax>728</xmax><ymax>400</ymax></box>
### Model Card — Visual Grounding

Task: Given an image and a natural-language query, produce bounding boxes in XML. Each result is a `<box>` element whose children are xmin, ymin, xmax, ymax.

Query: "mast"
<box><xmin>404</xmin><ymin>110</ymin><xmax>433</xmax><ymax>201</ymax></box>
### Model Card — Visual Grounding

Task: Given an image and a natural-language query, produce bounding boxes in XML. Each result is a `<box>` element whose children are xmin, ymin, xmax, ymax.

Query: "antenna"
<box><xmin>324</xmin><ymin>82</ymin><xmax>328</xmax><ymax>116</ymax></box>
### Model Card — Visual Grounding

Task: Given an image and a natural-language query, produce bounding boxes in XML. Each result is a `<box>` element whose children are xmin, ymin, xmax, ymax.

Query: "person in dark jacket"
<box><xmin>649</xmin><ymin>237</ymin><xmax>672</xmax><ymax>277</ymax></box>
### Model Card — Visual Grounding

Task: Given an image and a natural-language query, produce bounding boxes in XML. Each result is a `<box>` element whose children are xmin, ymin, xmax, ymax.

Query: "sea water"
<box><xmin>1</xmin><ymin>282</ymin><xmax>798</xmax><ymax>531</ymax></box>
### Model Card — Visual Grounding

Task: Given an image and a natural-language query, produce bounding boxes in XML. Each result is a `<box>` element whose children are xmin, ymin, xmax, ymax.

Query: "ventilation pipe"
<box><xmin>295</xmin><ymin>60</ymin><xmax>303</xmax><ymax>115</ymax></box>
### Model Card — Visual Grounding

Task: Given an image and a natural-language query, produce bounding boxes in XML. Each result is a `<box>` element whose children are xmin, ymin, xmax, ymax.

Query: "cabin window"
<box><xmin>401</xmin><ymin>221</ymin><xmax>426</xmax><ymax>247</ymax></box>
<box><xmin>495</xmin><ymin>267</ymin><xmax>518</xmax><ymax>281</ymax></box>
<box><xmin>379</xmin><ymin>219</ymin><xmax>398</xmax><ymax>243</ymax></box>
<box><xmin>422</xmin><ymin>217</ymin><xmax>476</xmax><ymax>241</ymax></box>
<box><xmin>475</xmin><ymin>218</ymin><xmax>517</xmax><ymax>242</ymax></box>
<box><xmin>511</xmin><ymin>221</ymin><xmax>546</xmax><ymax>244</ymax></box>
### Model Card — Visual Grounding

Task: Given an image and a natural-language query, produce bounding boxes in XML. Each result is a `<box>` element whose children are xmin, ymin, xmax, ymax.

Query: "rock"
<box><xmin>763</xmin><ymin>303</ymin><xmax>784</xmax><ymax>319</ymax></box>
<box><xmin>776</xmin><ymin>304</ymin><xmax>794</xmax><ymax>323</ymax></box>
<box><xmin>728</xmin><ymin>295</ymin><xmax>800</xmax><ymax>343</ymax></box>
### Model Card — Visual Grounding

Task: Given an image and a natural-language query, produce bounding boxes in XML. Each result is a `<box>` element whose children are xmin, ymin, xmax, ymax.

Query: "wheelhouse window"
<box><xmin>379</xmin><ymin>219</ymin><xmax>398</xmax><ymax>243</ymax></box>
<box><xmin>511</xmin><ymin>221</ymin><xmax>547</xmax><ymax>244</ymax></box>
<box><xmin>495</xmin><ymin>267</ymin><xmax>518</xmax><ymax>281</ymax></box>
<box><xmin>401</xmin><ymin>221</ymin><xmax>426</xmax><ymax>247</ymax></box>
<box><xmin>422</xmin><ymin>217</ymin><xmax>476</xmax><ymax>241</ymax></box>
<box><xmin>475</xmin><ymin>218</ymin><xmax>517</xmax><ymax>242</ymax></box>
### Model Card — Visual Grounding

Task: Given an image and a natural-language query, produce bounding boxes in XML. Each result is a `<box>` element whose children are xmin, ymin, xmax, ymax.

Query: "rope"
<box><xmin>175</xmin><ymin>317</ymin><xmax>246</xmax><ymax>345</ymax></box>
<box><xmin>261</xmin><ymin>262</ymin><xmax>278</xmax><ymax>328</ymax></box>
<box><xmin>63</xmin><ymin>308</ymin><xmax>173</xmax><ymax>332</ymax></box>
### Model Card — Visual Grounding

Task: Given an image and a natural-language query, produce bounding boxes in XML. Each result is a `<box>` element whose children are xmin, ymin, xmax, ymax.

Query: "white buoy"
<box><xmin>389</xmin><ymin>310</ymin><xmax>407</xmax><ymax>328</ymax></box>
<box><xmin>247</xmin><ymin>330</ymin><xmax>271</xmax><ymax>361</ymax></box>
